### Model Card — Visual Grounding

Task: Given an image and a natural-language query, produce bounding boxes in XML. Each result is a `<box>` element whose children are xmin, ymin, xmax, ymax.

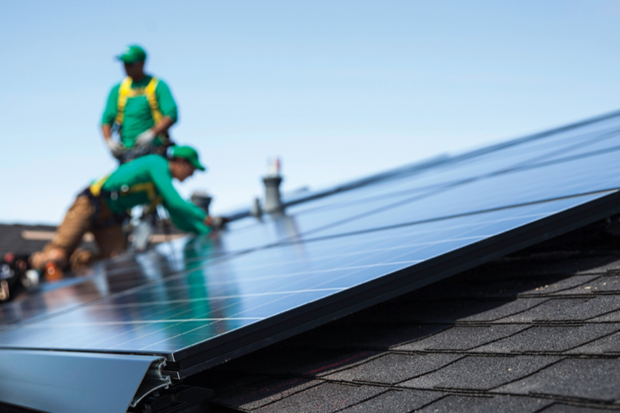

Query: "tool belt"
<box><xmin>80</xmin><ymin>188</ymin><xmax>130</xmax><ymax>229</ymax></box>
<box><xmin>119</xmin><ymin>136</ymin><xmax>175</xmax><ymax>165</ymax></box>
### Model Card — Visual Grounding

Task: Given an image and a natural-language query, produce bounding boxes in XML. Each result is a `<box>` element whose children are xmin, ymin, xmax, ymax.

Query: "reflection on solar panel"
<box><xmin>3</xmin><ymin>110</ymin><xmax>620</xmax><ymax>412</ymax></box>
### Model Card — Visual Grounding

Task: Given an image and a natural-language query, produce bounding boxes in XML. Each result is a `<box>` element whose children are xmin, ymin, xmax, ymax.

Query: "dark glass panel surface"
<box><xmin>306</xmin><ymin>151</ymin><xmax>620</xmax><ymax>239</ymax></box>
<box><xmin>0</xmin><ymin>192</ymin><xmax>609</xmax><ymax>357</ymax></box>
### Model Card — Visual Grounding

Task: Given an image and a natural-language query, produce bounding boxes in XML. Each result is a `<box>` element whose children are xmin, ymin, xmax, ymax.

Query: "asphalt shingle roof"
<box><xmin>183</xmin><ymin>221</ymin><xmax>620</xmax><ymax>412</ymax></box>
<box><xmin>0</xmin><ymin>223</ymin><xmax>57</xmax><ymax>258</ymax></box>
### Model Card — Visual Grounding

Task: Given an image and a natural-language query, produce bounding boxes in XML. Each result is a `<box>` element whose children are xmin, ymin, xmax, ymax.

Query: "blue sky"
<box><xmin>1</xmin><ymin>0</ymin><xmax>619</xmax><ymax>224</ymax></box>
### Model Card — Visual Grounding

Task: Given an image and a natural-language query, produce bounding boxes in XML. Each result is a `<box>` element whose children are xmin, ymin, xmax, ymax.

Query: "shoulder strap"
<box><xmin>114</xmin><ymin>77</ymin><xmax>133</xmax><ymax>125</ymax></box>
<box><xmin>89</xmin><ymin>174</ymin><xmax>111</xmax><ymax>197</ymax></box>
<box><xmin>114</xmin><ymin>77</ymin><xmax>163</xmax><ymax>126</ymax></box>
<box><xmin>145</xmin><ymin>77</ymin><xmax>163</xmax><ymax>124</ymax></box>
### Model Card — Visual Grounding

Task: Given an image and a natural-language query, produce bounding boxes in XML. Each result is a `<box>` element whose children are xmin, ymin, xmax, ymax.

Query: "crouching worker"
<box><xmin>24</xmin><ymin>145</ymin><xmax>220</xmax><ymax>284</ymax></box>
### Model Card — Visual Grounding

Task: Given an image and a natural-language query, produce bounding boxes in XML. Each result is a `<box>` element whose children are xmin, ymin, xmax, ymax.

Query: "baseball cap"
<box><xmin>116</xmin><ymin>45</ymin><xmax>147</xmax><ymax>64</ymax></box>
<box><xmin>169</xmin><ymin>145</ymin><xmax>206</xmax><ymax>171</ymax></box>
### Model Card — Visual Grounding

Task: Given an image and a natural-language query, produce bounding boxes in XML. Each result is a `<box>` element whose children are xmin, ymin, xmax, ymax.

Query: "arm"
<box><xmin>151</xmin><ymin>115</ymin><xmax>175</xmax><ymax>136</ymax></box>
<box><xmin>153</xmin><ymin>80</ymin><xmax>178</xmax><ymax>135</ymax></box>
<box><xmin>102</xmin><ymin>124</ymin><xmax>113</xmax><ymax>140</ymax></box>
<box><xmin>101</xmin><ymin>85</ymin><xmax>120</xmax><ymax>141</ymax></box>
<box><xmin>101</xmin><ymin>86</ymin><xmax>125</xmax><ymax>157</ymax></box>
<box><xmin>150</xmin><ymin>159</ymin><xmax>210</xmax><ymax>234</ymax></box>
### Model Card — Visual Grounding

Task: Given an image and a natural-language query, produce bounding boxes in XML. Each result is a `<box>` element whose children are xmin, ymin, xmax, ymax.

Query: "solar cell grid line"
<box><xmin>0</xmin><ymin>238</ymin><xmax>248</xmax><ymax>329</ymax></box>
<box><xmin>0</xmin><ymin>209</ymin><xmax>536</xmax><ymax>332</ymax></box>
<box><xmin>217</xmin><ymin>175</ymin><xmax>523</xmax><ymax>254</ymax></box>
<box><xmin>327</xmin><ymin>131</ymin><xmax>620</xmax><ymax>209</ymax></box>
<box><xmin>219</xmin><ymin>123</ymin><xmax>620</xmax><ymax>252</ymax></box>
<box><xmin>182</xmin><ymin>198</ymin><xmax>594</xmax><ymax>294</ymax></box>
<box><xmin>0</xmin><ymin>254</ymin><xmax>172</xmax><ymax>326</ymax></box>
<box><xmin>506</xmin><ymin>127</ymin><xmax>620</xmax><ymax>169</ymax></box>
<box><xmin>157</xmin><ymin>193</ymin><xmax>616</xmax><ymax>293</ymax></box>
<box><xmin>227</xmin><ymin>110</ymin><xmax>620</xmax><ymax>231</ymax></box>
<box><xmin>439</xmin><ymin>109</ymin><xmax>620</xmax><ymax>164</ymax></box>
<box><xmin>266</xmin><ymin>109</ymin><xmax>620</xmax><ymax>221</ymax></box>
<box><xmin>215</xmin><ymin>112</ymin><xmax>620</xmax><ymax>254</ymax></box>
<box><xmin>302</xmin><ymin>148</ymin><xmax>620</xmax><ymax>240</ymax></box>
<box><xmin>285</xmin><ymin>123</ymin><xmax>611</xmax><ymax>219</ymax></box>
<box><xmin>0</xmin><ymin>190</ymin><xmax>617</xmax><ymax>380</ymax></box>
<box><xmin>224</xmin><ymin>119</ymin><xmax>607</xmax><ymax>231</ymax></box>
<box><xmin>327</xmin><ymin>119</ymin><xmax>620</xmax><ymax>201</ymax></box>
<box><xmin>55</xmin><ymin>190</ymin><xmax>612</xmax><ymax>308</ymax></box>
<box><xmin>0</xmin><ymin>196</ymin><xmax>508</xmax><ymax>328</ymax></box>
<box><xmin>154</xmin><ymin>217</ymin><xmax>516</xmax><ymax>294</ymax></box>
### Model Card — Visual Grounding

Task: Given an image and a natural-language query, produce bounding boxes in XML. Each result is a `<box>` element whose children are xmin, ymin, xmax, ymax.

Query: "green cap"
<box><xmin>169</xmin><ymin>145</ymin><xmax>206</xmax><ymax>171</ymax></box>
<box><xmin>116</xmin><ymin>45</ymin><xmax>147</xmax><ymax>64</ymax></box>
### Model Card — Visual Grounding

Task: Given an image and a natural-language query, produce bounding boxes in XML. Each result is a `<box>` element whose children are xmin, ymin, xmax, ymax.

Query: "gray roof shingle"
<box><xmin>415</xmin><ymin>395</ymin><xmax>553</xmax><ymax>413</ymax></box>
<box><xmin>495</xmin><ymin>358</ymin><xmax>620</xmax><ymax>402</ymax></box>
<box><xmin>181</xmin><ymin>221</ymin><xmax>620</xmax><ymax>412</ymax></box>
<box><xmin>401</xmin><ymin>355</ymin><xmax>561</xmax><ymax>391</ymax></box>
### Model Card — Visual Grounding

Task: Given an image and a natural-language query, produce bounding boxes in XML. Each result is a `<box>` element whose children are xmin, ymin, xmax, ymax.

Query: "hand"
<box><xmin>204</xmin><ymin>216</ymin><xmax>229</xmax><ymax>231</ymax></box>
<box><xmin>135</xmin><ymin>129</ymin><xmax>156</xmax><ymax>148</ymax></box>
<box><xmin>105</xmin><ymin>139</ymin><xmax>126</xmax><ymax>158</ymax></box>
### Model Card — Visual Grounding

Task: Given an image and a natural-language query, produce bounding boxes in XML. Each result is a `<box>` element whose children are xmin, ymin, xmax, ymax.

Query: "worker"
<box><xmin>8</xmin><ymin>145</ymin><xmax>221</xmax><ymax>288</ymax></box>
<box><xmin>102</xmin><ymin>45</ymin><xmax>178</xmax><ymax>163</ymax></box>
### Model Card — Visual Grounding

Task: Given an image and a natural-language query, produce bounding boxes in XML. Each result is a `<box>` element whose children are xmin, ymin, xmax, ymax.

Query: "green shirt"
<box><xmin>101</xmin><ymin>155</ymin><xmax>209</xmax><ymax>234</ymax></box>
<box><xmin>101</xmin><ymin>75</ymin><xmax>178</xmax><ymax>148</ymax></box>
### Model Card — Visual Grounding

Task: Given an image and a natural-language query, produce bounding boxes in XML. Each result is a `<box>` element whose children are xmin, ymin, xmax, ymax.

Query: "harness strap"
<box><xmin>87</xmin><ymin>172</ymin><xmax>163</xmax><ymax>225</ymax></box>
<box><xmin>145</xmin><ymin>78</ymin><xmax>162</xmax><ymax>124</ymax></box>
<box><xmin>98</xmin><ymin>182</ymin><xmax>163</xmax><ymax>213</ymax></box>
<box><xmin>114</xmin><ymin>77</ymin><xmax>133</xmax><ymax>125</ymax></box>
<box><xmin>89</xmin><ymin>174</ymin><xmax>110</xmax><ymax>197</ymax></box>
<box><xmin>114</xmin><ymin>77</ymin><xmax>162</xmax><ymax>126</ymax></box>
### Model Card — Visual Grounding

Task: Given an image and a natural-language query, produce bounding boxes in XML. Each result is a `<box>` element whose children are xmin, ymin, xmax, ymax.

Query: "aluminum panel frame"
<box><xmin>0</xmin><ymin>349</ymin><xmax>169</xmax><ymax>413</ymax></box>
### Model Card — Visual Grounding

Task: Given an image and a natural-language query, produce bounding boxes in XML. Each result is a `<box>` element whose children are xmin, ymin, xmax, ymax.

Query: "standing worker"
<box><xmin>1</xmin><ymin>145</ymin><xmax>223</xmax><ymax>303</ymax></box>
<box><xmin>102</xmin><ymin>45</ymin><xmax>178</xmax><ymax>163</ymax></box>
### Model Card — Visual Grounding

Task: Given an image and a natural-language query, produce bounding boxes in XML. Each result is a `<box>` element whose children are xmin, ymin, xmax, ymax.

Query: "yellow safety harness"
<box><xmin>114</xmin><ymin>77</ymin><xmax>163</xmax><ymax>126</ymax></box>
<box><xmin>89</xmin><ymin>174</ymin><xmax>110</xmax><ymax>197</ymax></box>
<box><xmin>89</xmin><ymin>173</ymin><xmax>163</xmax><ymax>214</ymax></box>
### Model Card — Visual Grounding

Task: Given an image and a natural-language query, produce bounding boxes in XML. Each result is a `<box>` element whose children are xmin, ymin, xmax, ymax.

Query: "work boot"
<box><xmin>1</xmin><ymin>253</ymin><xmax>41</xmax><ymax>303</ymax></box>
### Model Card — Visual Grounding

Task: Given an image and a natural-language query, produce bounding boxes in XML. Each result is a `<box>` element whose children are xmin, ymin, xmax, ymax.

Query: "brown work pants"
<box><xmin>34</xmin><ymin>195</ymin><xmax>127</xmax><ymax>272</ymax></box>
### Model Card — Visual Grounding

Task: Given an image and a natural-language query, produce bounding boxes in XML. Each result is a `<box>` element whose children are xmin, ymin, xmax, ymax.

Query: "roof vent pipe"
<box><xmin>263</xmin><ymin>157</ymin><xmax>283</xmax><ymax>213</ymax></box>
<box><xmin>191</xmin><ymin>191</ymin><xmax>212</xmax><ymax>215</ymax></box>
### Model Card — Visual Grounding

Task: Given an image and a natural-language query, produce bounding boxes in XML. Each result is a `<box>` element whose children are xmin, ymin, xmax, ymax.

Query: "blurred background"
<box><xmin>1</xmin><ymin>0</ymin><xmax>619</xmax><ymax>224</ymax></box>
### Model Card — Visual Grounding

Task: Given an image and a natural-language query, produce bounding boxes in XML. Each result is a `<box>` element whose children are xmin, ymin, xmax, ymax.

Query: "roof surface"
<box><xmin>0</xmin><ymin>223</ymin><xmax>58</xmax><ymax>259</ymax></box>
<box><xmin>186</xmin><ymin>221</ymin><xmax>620</xmax><ymax>412</ymax></box>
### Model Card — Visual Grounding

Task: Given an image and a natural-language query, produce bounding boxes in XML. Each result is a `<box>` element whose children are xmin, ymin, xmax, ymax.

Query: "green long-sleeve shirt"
<box><xmin>101</xmin><ymin>75</ymin><xmax>178</xmax><ymax>148</ymax></box>
<box><xmin>99</xmin><ymin>155</ymin><xmax>209</xmax><ymax>234</ymax></box>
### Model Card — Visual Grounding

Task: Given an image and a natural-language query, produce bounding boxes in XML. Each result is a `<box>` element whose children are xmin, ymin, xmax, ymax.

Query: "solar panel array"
<box><xmin>2</xmin><ymin>111</ymin><xmax>620</xmax><ymax>379</ymax></box>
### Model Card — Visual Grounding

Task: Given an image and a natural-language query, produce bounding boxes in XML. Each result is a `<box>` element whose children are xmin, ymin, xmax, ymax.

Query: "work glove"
<box><xmin>205</xmin><ymin>216</ymin><xmax>229</xmax><ymax>231</ymax></box>
<box><xmin>105</xmin><ymin>139</ymin><xmax>126</xmax><ymax>158</ymax></box>
<box><xmin>135</xmin><ymin>129</ymin><xmax>156</xmax><ymax>148</ymax></box>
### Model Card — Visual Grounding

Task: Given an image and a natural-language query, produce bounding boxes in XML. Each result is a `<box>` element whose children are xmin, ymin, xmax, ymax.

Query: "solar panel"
<box><xmin>2</xmin><ymin>110</ymin><xmax>620</xmax><ymax>410</ymax></box>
